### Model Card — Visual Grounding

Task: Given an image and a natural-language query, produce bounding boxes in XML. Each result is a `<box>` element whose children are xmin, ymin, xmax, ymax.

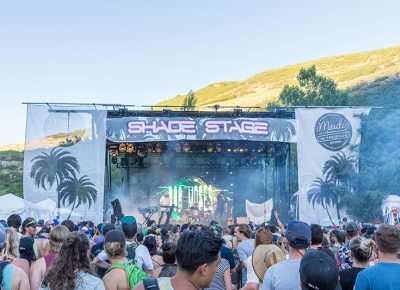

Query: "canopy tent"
<box><xmin>0</xmin><ymin>193</ymin><xmax>46</xmax><ymax>220</ymax></box>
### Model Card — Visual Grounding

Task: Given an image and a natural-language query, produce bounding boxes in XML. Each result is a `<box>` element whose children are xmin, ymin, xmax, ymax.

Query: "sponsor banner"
<box><xmin>296</xmin><ymin>108</ymin><xmax>370</xmax><ymax>225</ymax></box>
<box><xmin>107</xmin><ymin>117</ymin><xmax>297</xmax><ymax>143</ymax></box>
<box><xmin>23</xmin><ymin>104</ymin><xmax>107</xmax><ymax>223</ymax></box>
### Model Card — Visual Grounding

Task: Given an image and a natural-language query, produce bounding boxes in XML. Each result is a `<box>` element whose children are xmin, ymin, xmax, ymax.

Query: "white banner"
<box><xmin>23</xmin><ymin>104</ymin><xmax>107</xmax><ymax>223</ymax></box>
<box><xmin>296</xmin><ymin>108</ymin><xmax>370</xmax><ymax>225</ymax></box>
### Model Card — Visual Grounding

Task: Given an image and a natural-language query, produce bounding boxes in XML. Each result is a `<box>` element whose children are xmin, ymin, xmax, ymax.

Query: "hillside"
<box><xmin>156</xmin><ymin>46</ymin><xmax>400</xmax><ymax>108</ymax></box>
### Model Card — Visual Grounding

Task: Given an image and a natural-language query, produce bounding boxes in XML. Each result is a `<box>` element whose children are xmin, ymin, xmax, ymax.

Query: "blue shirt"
<box><xmin>355</xmin><ymin>262</ymin><xmax>400</xmax><ymax>290</ymax></box>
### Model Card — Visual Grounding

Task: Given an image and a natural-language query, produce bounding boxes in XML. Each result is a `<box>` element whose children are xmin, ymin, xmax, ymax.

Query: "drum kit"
<box><xmin>180</xmin><ymin>206</ymin><xmax>213</xmax><ymax>224</ymax></box>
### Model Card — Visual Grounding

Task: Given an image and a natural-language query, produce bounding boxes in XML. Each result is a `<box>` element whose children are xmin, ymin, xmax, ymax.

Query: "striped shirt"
<box><xmin>205</xmin><ymin>258</ymin><xmax>230</xmax><ymax>290</ymax></box>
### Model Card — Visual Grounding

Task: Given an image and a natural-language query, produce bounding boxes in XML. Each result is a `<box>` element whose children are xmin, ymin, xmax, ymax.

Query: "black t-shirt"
<box><xmin>339</xmin><ymin>267</ymin><xmax>365</xmax><ymax>290</ymax></box>
<box><xmin>221</xmin><ymin>245</ymin><xmax>235</xmax><ymax>270</ymax></box>
<box><xmin>90</xmin><ymin>242</ymin><xmax>107</xmax><ymax>278</ymax></box>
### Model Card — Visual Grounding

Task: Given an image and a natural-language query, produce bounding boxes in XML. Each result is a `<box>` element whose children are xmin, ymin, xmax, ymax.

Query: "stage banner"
<box><xmin>296</xmin><ymin>108</ymin><xmax>370</xmax><ymax>226</ymax></box>
<box><xmin>23</xmin><ymin>104</ymin><xmax>107</xmax><ymax>223</ymax></box>
<box><xmin>107</xmin><ymin>117</ymin><xmax>297</xmax><ymax>143</ymax></box>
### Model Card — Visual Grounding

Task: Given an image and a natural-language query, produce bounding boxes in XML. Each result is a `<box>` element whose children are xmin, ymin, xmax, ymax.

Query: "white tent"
<box><xmin>0</xmin><ymin>193</ymin><xmax>26</xmax><ymax>218</ymax></box>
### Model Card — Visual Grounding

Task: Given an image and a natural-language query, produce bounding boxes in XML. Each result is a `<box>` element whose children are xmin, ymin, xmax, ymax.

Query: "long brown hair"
<box><xmin>41</xmin><ymin>232</ymin><xmax>94</xmax><ymax>290</ymax></box>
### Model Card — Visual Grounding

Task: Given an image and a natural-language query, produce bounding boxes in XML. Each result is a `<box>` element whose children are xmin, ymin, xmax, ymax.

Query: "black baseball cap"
<box><xmin>300</xmin><ymin>250</ymin><xmax>341</xmax><ymax>290</ymax></box>
<box><xmin>22</xmin><ymin>217</ymin><xmax>38</xmax><ymax>228</ymax></box>
<box><xmin>346</xmin><ymin>222</ymin><xmax>359</xmax><ymax>233</ymax></box>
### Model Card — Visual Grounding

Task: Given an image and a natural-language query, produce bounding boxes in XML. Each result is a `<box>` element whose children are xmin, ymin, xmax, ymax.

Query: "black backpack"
<box><xmin>126</xmin><ymin>242</ymin><xmax>140</xmax><ymax>260</ymax></box>
<box><xmin>0</xmin><ymin>260</ymin><xmax>10</xmax><ymax>290</ymax></box>
<box><xmin>143</xmin><ymin>278</ymin><xmax>160</xmax><ymax>290</ymax></box>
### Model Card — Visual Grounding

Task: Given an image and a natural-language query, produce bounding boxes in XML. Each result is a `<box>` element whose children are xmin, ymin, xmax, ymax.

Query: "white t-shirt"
<box><xmin>246</xmin><ymin>255</ymin><xmax>260</xmax><ymax>285</ymax></box>
<box><xmin>98</xmin><ymin>241</ymin><xmax>153</xmax><ymax>271</ymax></box>
<box><xmin>160</xmin><ymin>196</ymin><xmax>171</xmax><ymax>211</ymax></box>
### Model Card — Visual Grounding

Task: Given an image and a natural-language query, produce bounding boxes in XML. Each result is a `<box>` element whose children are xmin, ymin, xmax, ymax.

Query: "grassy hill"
<box><xmin>156</xmin><ymin>46</ymin><xmax>400</xmax><ymax>108</ymax></box>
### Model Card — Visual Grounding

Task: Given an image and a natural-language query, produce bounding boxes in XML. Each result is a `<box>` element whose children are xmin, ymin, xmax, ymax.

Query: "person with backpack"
<box><xmin>0</xmin><ymin>227</ymin><xmax>30</xmax><ymax>290</ymax></box>
<box><xmin>103</xmin><ymin>230</ymin><xmax>148</xmax><ymax>290</ymax></box>
<box><xmin>95</xmin><ymin>216</ymin><xmax>154</xmax><ymax>277</ymax></box>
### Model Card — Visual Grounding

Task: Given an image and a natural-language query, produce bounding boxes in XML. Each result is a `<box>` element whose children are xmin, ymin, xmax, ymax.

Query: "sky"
<box><xmin>0</xmin><ymin>1</ymin><xmax>399</xmax><ymax>146</ymax></box>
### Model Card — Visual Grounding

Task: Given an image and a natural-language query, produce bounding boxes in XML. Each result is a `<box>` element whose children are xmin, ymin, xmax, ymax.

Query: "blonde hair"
<box><xmin>350</xmin><ymin>237</ymin><xmax>375</xmax><ymax>262</ymax></box>
<box><xmin>2</xmin><ymin>228</ymin><xmax>20</xmax><ymax>257</ymax></box>
<box><xmin>49</xmin><ymin>225</ymin><xmax>70</xmax><ymax>253</ymax></box>
<box><xmin>104</xmin><ymin>242</ymin><xmax>126</xmax><ymax>259</ymax></box>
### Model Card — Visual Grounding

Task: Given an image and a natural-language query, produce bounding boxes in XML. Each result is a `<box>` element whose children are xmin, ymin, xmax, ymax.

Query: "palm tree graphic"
<box><xmin>270</xmin><ymin>120</ymin><xmax>296</xmax><ymax>142</ymax></box>
<box><xmin>322</xmin><ymin>151</ymin><xmax>356</xmax><ymax>219</ymax></box>
<box><xmin>58</xmin><ymin>175</ymin><xmax>97</xmax><ymax>220</ymax></box>
<box><xmin>30</xmin><ymin>148</ymin><xmax>80</xmax><ymax>218</ymax></box>
<box><xmin>307</xmin><ymin>177</ymin><xmax>338</xmax><ymax>225</ymax></box>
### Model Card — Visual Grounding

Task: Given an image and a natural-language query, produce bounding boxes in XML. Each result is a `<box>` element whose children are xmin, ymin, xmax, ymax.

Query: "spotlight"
<box><xmin>120</xmin><ymin>157</ymin><xmax>129</xmax><ymax>168</ymax></box>
<box><xmin>109</xmin><ymin>145</ymin><xmax>118</xmax><ymax>157</ymax></box>
<box><xmin>215</xmin><ymin>143</ymin><xmax>222</xmax><ymax>153</ymax></box>
<box><xmin>126</xmin><ymin>144</ymin><xmax>135</xmax><ymax>154</ymax></box>
<box><xmin>183</xmin><ymin>143</ymin><xmax>190</xmax><ymax>152</ymax></box>
<box><xmin>175</xmin><ymin>143</ymin><xmax>181</xmax><ymax>153</ymax></box>
<box><xmin>257</xmin><ymin>144</ymin><xmax>265</xmax><ymax>153</ymax></box>
<box><xmin>233</xmin><ymin>107</ymin><xmax>242</xmax><ymax>117</ymax></box>
<box><xmin>119</xmin><ymin>143</ymin><xmax>127</xmax><ymax>153</ymax></box>
<box><xmin>207</xmin><ymin>144</ymin><xmax>213</xmax><ymax>153</ymax></box>
<box><xmin>146</xmin><ymin>143</ymin><xmax>153</xmax><ymax>153</ymax></box>
<box><xmin>162</xmin><ymin>109</ymin><xmax>172</xmax><ymax>117</ymax></box>
<box><xmin>155</xmin><ymin>143</ymin><xmax>163</xmax><ymax>153</ymax></box>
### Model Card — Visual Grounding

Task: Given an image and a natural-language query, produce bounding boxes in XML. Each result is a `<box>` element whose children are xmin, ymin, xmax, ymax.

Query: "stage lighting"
<box><xmin>119</xmin><ymin>143</ymin><xmax>127</xmax><ymax>153</ymax></box>
<box><xmin>120</xmin><ymin>157</ymin><xmax>129</xmax><ymax>168</ymax></box>
<box><xmin>233</xmin><ymin>108</ymin><xmax>242</xmax><ymax>117</ymax></box>
<box><xmin>126</xmin><ymin>144</ymin><xmax>135</xmax><ymax>154</ymax></box>
<box><xmin>155</xmin><ymin>143</ymin><xmax>163</xmax><ymax>153</ymax></box>
<box><xmin>109</xmin><ymin>145</ymin><xmax>118</xmax><ymax>157</ymax></box>
<box><xmin>215</xmin><ymin>143</ymin><xmax>222</xmax><ymax>153</ymax></box>
<box><xmin>162</xmin><ymin>109</ymin><xmax>172</xmax><ymax>117</ymax></box>
<box><xmin>183</xmin><ymin>143</ymin><xmax>190</xmax><ymax>152</ymax></box>
<box><xmin>257</xmin><ymin>144</ymin><xmax>265</xmax><ymax>153</ymax></box>
<box><xmin>137</xmin><ymin>149</ymin><xmax>145</xmax><ymax>158</ymax></box>
<box><xmin>146</xmin><ymin>143</ymin><xmax>153</xmax><ymax>153</ymax></box>
<box><xmin>175</xmin><ymin>143</ymin><xmax>181</xmax><ymax>152</ymax></box>
<box><xmin>207</xmin><ymin>144</ymin><xmax>213</xmax><ymax>153</ymax></box>
<box><xmin>111</xmin><ymin>156</ymin><xmax>118</xmax><ymax>164</ymax></box>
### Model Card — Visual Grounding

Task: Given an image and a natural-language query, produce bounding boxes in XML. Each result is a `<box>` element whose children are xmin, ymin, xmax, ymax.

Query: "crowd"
<box><xmin>0</xmin><ymin>211</ymin><xmax>399</xmax><ymax>290</ymax></box>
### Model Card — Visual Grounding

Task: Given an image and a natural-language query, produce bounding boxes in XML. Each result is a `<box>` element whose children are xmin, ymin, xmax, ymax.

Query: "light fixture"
<box><xmin>183</xmin><ymin>143</ymin><xmax>190</xmax><ymax>153</ymax></box>
<box><xmin>175</xmin><ymin>143</ymin><xmax>181</xmax><ymax>153</ymax></box>
<box><xmin>119</xmin><ymin>143</ymin><xmax>127</xmax><ymax>153</ymax></box>
<box><xmin>155</xmin><ymin>143</ymin><xmax>163</xmax><ymax>153</ymax></box>
<box><xmin>126</xmin><ymin>144</ymin><xmax>135</xmax><ymax>154</ymax></box>
<box><xmin>146</xmin><ymin>143</ymin><xmax>153</xmax><ymax>153</ymax></box>
<box><xmin>207</xmin><ymin>144</ymin><xmax>213</xmax><ymax>153</ymax></box>
<box><xmin>109</xmin><ymin>145</ymin><xmax>118</xmax><ymax>157</ymax></box>
<box><xmin>162</xmin><ymin>109</ymin><xmax>172</xmax><ymax>117</ymax></box>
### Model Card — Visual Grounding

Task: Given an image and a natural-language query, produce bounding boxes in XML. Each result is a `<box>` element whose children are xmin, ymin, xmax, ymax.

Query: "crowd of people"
<box><xmin>0</xmin><ymin>211</ymin><xmax>399</xmax><ymax>290</ymax></box>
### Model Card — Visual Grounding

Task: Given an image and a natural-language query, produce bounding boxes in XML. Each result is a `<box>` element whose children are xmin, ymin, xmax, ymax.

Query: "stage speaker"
<box><xmin>111</xmin><ymin>199</ymin><xmax>124</xmax><ymax>223</ymax></box>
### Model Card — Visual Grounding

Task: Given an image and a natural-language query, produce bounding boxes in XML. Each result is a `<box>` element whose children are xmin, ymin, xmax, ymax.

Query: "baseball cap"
<box><xmin>120</xmin><ymin>216</ymin><xmax>136</xmax><ymax>225</ymax></box>
<box><xmin>346</xmin><ymin>222</ymin><xmax>359</xmax><ymax>233</ymax></box>
<box><xmin>0</xmin><ymin>228</ymin><xmax>5</xmax><ymax>248</ymax></box>
<box><xmin>101</xmin><ymin>223</ymin><xmax>115</xmax><ymax>235</ymax></box>
<box><xmin>22</xmin><ymin>217</ymin><xmax>38</xmax><ymax>228</ymax></box>
<box><xmin>285</xmin><ymin>221</ymin><xmax>311</xmax><ymax>248</ymax></box>
<box><xmin>300</xmin><ymin>250</ymin><xmax>341</xmax><ymax>290</ymax></box>
<box><xmin>19</xmin><ymin>237</ymin><xmax>36</xmax><ymax>262</ymax></box>
<box><xmin>252</xmin><ymin>244</ymin><xmax>285</xmax><ymax>280</ymax></box>
<box><xmin>210</xmin><ymin>224</ymin><xmax>223</xmax><ymax>236</ymax></box>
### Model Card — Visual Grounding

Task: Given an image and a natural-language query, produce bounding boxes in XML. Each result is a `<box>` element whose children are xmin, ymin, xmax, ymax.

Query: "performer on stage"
<box><xmin>214</xmin><ymin>192</ymin><xmax>228</xmax><ymax>227</ymax></box>
<box><xmin>158</xmin><ymin>191</ymin><xmax>172</xmax><ymax>224</ymax></box>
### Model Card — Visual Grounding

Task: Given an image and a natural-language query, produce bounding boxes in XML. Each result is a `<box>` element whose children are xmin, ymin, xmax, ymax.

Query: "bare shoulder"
<box><xmin>103</xmin><ymin>268</ymin><xmax>127</xmax><ymax>289</ymax></box>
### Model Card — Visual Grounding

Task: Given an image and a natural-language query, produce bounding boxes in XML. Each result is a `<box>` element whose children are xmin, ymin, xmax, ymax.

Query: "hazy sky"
<box><xmin>0</xmin><ymin>1</ymin><xmax>399</xmax><ymax>145</ymax></box>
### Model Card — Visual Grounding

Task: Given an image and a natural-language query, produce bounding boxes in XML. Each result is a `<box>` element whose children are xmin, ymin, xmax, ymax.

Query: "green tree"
<box><xmin>278</xmin><ymin>65</ymin><xmax>349</xmax><ymax>106</ymax></box>
<box><xmin>58</xmin><ymin>175</ymin><xmax>97</xmax><ymax>220</ymax></box>
<box><xmin>181</xmin><ymin>90</ymin><xmax>197</xmax><ymax>111</ymax></box>
<box><xmin>30</xmin><ymin>148</ymin><xmax>80</xmax><ymax>218</ymax></box>
<box><xmin>307</xmin><ymin>177</ymin><xmax>338</xmax><ymax>225</ymax></box>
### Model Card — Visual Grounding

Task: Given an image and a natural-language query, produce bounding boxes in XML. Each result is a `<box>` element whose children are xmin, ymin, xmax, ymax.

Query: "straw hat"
<box><xmin>252</xmin><ymin>244</ymin><xmax>284</xmax><ymax>280</ymax></box>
